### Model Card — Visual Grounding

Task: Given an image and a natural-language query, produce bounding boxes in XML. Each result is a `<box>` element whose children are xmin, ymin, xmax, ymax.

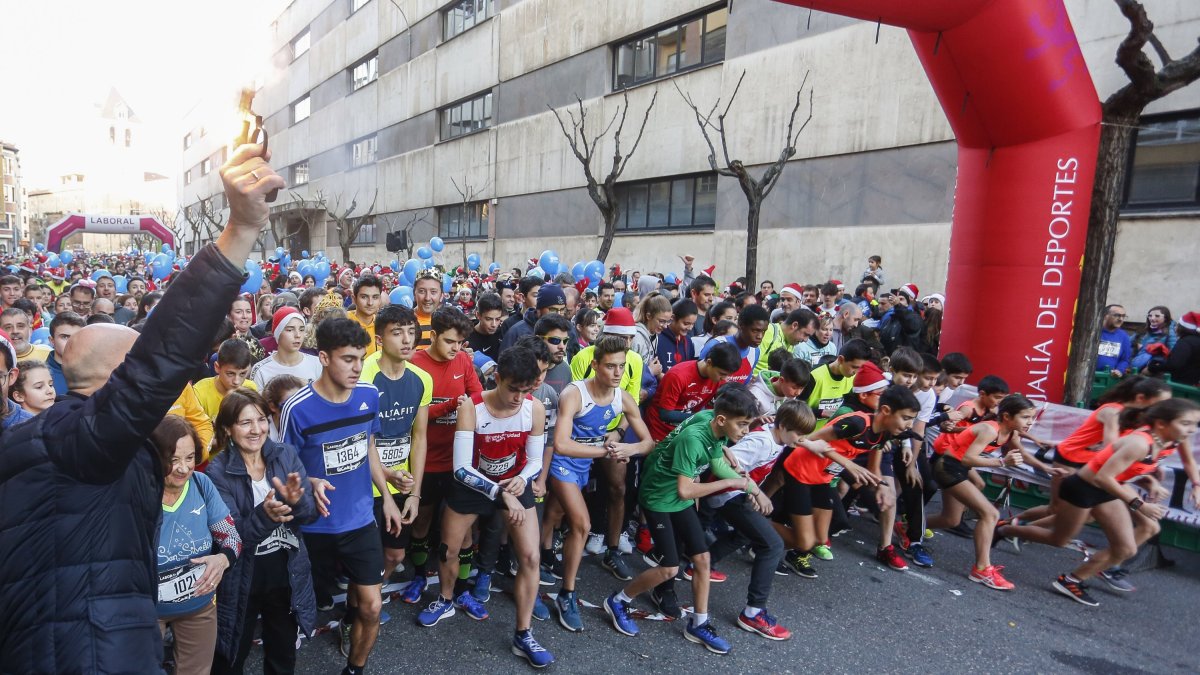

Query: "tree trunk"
<box><xmin>340</xmin><ymin>243</ymin><xmax>352</xmax><ymax>266</ymax></box>
<box><xmin>1062</xmin><ymin>111</ymin><xmax>1139</xmax><ymax>405</ymax></box>
<box><xmin>745</xmin><ymin>200</ymin><xmax>761</xmax><ymax>291</ymax></box>
<box><xmin>596</xmin><ymin>206</ymin><xmax>619</xmax><ymax>263</ymax></box>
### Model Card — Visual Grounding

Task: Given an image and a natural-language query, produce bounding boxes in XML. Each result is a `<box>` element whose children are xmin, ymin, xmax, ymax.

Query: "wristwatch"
<box><xmin>1127</xmin><ymin>498</ymin><xmax>1144</xmax><ymax>512</ymax></box>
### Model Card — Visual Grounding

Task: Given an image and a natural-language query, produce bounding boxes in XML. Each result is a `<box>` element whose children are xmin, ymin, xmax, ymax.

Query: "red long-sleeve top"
<box><xmin>410</xmin><ymin>349</ymin><xmax>483</xmax><ymax>472</ymax></box>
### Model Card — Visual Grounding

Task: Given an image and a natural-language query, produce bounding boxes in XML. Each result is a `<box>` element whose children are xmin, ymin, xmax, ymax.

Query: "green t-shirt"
<box><xmin>638</xmin><ymin>410</ymin><xmax>727</xmax><ymax>513</ymax></box>
<box><xmin>807</xmin><ymin>363</ymin><xmax>854</xmax><ymax>429</ymax></box>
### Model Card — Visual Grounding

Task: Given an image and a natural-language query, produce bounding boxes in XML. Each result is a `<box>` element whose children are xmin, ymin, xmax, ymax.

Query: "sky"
<box><xmin>0</xmin><ymin>0</ymin><xmax>285</xmax><ymax>190</ymax></box>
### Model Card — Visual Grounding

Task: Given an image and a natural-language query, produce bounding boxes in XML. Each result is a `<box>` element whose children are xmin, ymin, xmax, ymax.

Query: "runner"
<box><xmin>1000</xmin><ymin>398</ymin><xmax>1200</xmax><ymax>606</ymax></box>
<box><xmin>698</xmin><ymin>304</ymin><xmax>769</xmax><ymax>385</ymax></box>
<box><xmin>348</xmin><ymin>275</ymin><xmax>383</xmax><ymax>356</ymax></box>
<box><xmin>414</xmin><ymin>347</ymin><xmax>554</xmax><ymax>668</ymax></box>
<box><xmin>249</xmin><ymin>306</ymin><xmax>322</xmax><ymax>389</ymax></box>
<box><xmin>413</xmin><ymin>270</ymin><xmax>448</xmax><ymax>348</ymax></box>
<box><xmin>644</xmin><ymin>341</ymin><xmax>741</xmax><ymax>441</ymax></box>
<box><xmin>280</xmin><ymin>317</ymin><xmax>405</xmax><ymax>674</ymax></box>
<box><xmin>804</xmin><ymin>338</ymin><xmax>872</xmax><ymax>428</ymax></box>
<box><xmin>603</xmin><ymin>386</ymin><xmax>760</xmax><ymax>655</ymax></box>
<box><xmin>705</xmin><ymin>399</ymin><xmax>814</xmax><ymax>640</ymax></box>
<box><xmin>548</xmin><ymin>335</ymin><xmax>653</xmax><ymax>632</ymax></box>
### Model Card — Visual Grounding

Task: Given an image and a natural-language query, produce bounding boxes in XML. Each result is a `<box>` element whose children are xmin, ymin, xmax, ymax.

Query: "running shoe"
<box><xmin>336</xmin><ymin>574</ymin><xmax>350</xmax><ymax>590</ymax></box>
<box><xmin>585</xmin><ymin>532</ymin><xmax>605</xmax><ymax>555</ymax></box>
<box><xmin>1099</xmin><ymin>568</ymin><xmax>1135</xmax><ymax>593</ymax></box>
<box><xmin>784</xmin><ymin>551</ymin><xmax>817</xmax><ymax>578</ymax></box>
<box><xmin>925</xmin><ymin>528</ymin><xmax>935</xmax><ymax>540</ymax></box>
<box><xmin>876</xmin><ymin>545</ymin><xmax>908</xmax><ymax>571</ymax></box>
<box><xmin>685</xmin><ymin>618</ymin><xmax>731</xmax><ymax>654</ymax></box>
<box><xmin>471</xmin><ymin>570</ymin><xmax>493</xmax><ymax>602</ymax></box>
<box><xmin>945</xmin><ymin>521</ymin><xmax>975</xmax><ymax>538</ymax></box>
<box><xmin>650</xmin><ymin>585</ymin><xmax>682</xmax><ymax>620</ymax></box>
<box><xmin>969</xmin><ymin>565</ymin><xmax>1015</xmax><ymax>591</ymax></box>
<box><xmin>379</xmin><ymin>609</ymin><xmax>391</xmax><ymax>625</ymax></box>
<box><xmin>642</xmin><ymin>551</ymin><xmax>663</xmax><ymax>568</ymax></box>
<box><xmin>555</xmin><ymin>590</ymin><xmax>584</xmax><ymax>632</ymax></box>
<box><xmin>400</xmin><ymin>575</ymin><xmax>427</xmax><ymax>604</ymax></box>
<box><xmin>812</xmin><ymin>544</ymin><xmax>834</xmax><ymax>561</ymax></box>
<box><xmin>604</xmin><ymin>592</ymin><xmax>639</xmax><ymax>636</ymax></box>
<box><xmin>532</xmin><ymin>593</ymin><xmax>550</xmax><ymax>622</ymax></box>
<box><xmin>539</xmin><ymin>565</ymin><xmax>557</xmax><ymax>586</ymax></box>
<box><xmin>416</xmin><ymin>596</ymin><xmax>456</xmax><ymax>627</ymax></box>
<box><xmin>317</xmin><ymin>598</ymin><xmax>335</xmax><ymax>611</ymax></box>
<box><xmin>454</xmin><ymin>590</ymin><xmax>489</xmax><ymax>621</ymax></box>
<box><xmin>1003</xmin><ymin>516</ymin><xmax>1022</xmax><ymax>552</ymax></box>
<box><xmin>512</xmin><ymin>630</ymin><xmax>555</xmax><ymax>669</ymax></box>
<box><xmin>636</xmin><ymin>526</ymin><xmax>654</xmax><ymax>554</ymax></box>
<box><xmin>991</xmin><ymin>519</ymin><xmax>1010</xmax><ymax>549</ymax></box>
<box><xmin>893</xmin><ymin>521</ymin><xmax>912</xmax><ymax>551</ymax></box>
<box><xmin>1053</xmin><ymin>574</ymin><xmax>1100</xmax><ymax>606</ymax></box>
<box><xmin>602</xmin><ymin>550</ymin><xmax>634</xmax><ymax>581</ymax></box>
<box><xmin>338</xmin><ymin>620</ymin><xmax>352</xmax><ymax>657</ymax></box>
<box><xmin>906</xmin><ymin>543</ymin><xmax>934</xmax><ymax>568</ymax></box>
<box><xmin>774</xmin><ymin>561</ymin><xmax>791</xmax><ymax>577</ymax></box>
<box><xmin>682</xmin><ymin>565</ymin><xmax>728</xmax><ymax>583</ymax></box>
<box><xmin>737</xmin><ymin>610</ymin><xmax>792</xmax><ymax>641</ymax></box>
<box><xmin>618</xmin><ymin>532</ymin><xmax>634</xmax><ymax>555</ymax></box>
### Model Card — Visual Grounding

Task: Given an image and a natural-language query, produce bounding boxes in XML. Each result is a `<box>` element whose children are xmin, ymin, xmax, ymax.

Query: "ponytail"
<box><xmin>1120</xmin><ymin>397</ymin><xmax>1200</xmax><ymax>432</ymax></box>
<box><xmin>1097</xmin><ymin>375</ymin><xmax>1171</xmax><ymax>405</ymax></box>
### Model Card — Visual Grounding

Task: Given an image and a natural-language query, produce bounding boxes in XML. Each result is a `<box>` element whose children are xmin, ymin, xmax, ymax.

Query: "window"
<box><xmin>109</xmin><ymin>126</ymin><xmax>115</xmax><ymax>144</ymax></box>
<box><xmin>351</xmin><ymin>0</ymin><xmax>370</xmax><ymax>13</ymax></box>
<box><xmin>200</xmin><ymin>159</ymin><xmax>212</xmax><ymax>176</ymax></box>
<box><xmin>125</xmin><ymin>129</ymin><xmax>131</xmax><ymax>148</ymax></box>
<box><xmin>292</xmin><ymin>29</ymin><xmax>310</xmax><ymax>60</ymax></box>
<box><xmin>1124</xmin><ymin>111</ymin><xmax>1200</xmax><ymax>212</ymax></box>
<box><xmin>351</xmin><ymin>135</ymin><xmax>377</xmax><ymax>167</ymax></box>
<box><xmin>350</xmin><ymin>53</ymin><xmax>378</xmax><ymax>91</ymax></box>
<box><xmin>184</xmin><ymin>170</ymin><xmax>192</xmax><ymax>186</ymax></box>
<box><xmin>440</xmin><ymin>91</ymin><xmax>493</xmax><ymax>140</ymax></box>
<box><xmin>614</xmin><ymin>6</ymin><xmax>727</xmax><ymax>89</ymax></box>
<box><xmin>292</xmin><ymin>95</ymin><xmax>310</xmax><ymax>124</ymax></box>
<box><xmin>183</xmin><ymin>133</ymin><xmax>192</xmax><ymax>150</ymax></box>
<box><xmin>353</xmin><ymin>220</ymin><xmax>377</xmax><ymax>245</ymax></box>
<box><xmin>293</xmin><ymin>161</ymin><xmax>309</xmax><ymax>185</ymax></box>
<box><xmin>438</xmin><ymin>202</ymin><xmax>487</xmax><ymax>240</ymax></box>
<box><xmin>443</xmin><ymin>0</ymin><xmax>494</xmax><ymax>41</ymax></box>
<box><xmin>617</xmin><ymin>173</ymin><xmax>717</xmax><ymax>231</ymax></box>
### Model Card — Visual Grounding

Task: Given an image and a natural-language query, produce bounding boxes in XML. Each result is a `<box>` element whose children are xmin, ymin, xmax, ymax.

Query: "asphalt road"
<box><xmin>255</xmin><ymin>502</ymin><xmax>1200</xmax><ymax>674</ymax></box>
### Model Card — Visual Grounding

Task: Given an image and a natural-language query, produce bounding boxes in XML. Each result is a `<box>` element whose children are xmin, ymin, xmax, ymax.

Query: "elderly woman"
<box><xmin>154</xmin><ymin>415</ymin><xmax>243</xmax><ymax>675</ymax></box>
<box><xmin>208</xmin><ymin>389</ymin><xmax>318</xmax><ymax>674</ymax></box>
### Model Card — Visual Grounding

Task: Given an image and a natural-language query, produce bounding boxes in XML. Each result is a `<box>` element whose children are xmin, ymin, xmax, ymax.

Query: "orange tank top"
<box><xmin>1085</xmin><ymin>428</ymin><xmax>1177</xmax><ymax>484</ymax></box>
<box><xmin>1056</xmin><ymin>402</ymin><xmax>1123</xmax><ymax>464</ymax></box>
<box><xmin>933</xmin><ymin>420</ymin><xmax>1005</xmax><ymax>461</ymax></box>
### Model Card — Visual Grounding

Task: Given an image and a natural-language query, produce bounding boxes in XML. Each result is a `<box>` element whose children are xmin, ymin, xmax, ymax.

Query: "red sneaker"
<box><xmin>683</xmin><ymin>566</ymin><xmax>727</xmax><ymax>583</ymax></box>
<box><xmin>876</xmin><ymin>545</ymin><xmax>908</xmax><ymax>571</ymax></box>
<box><xmin>970</xmin><ymin>564</ymin><xmax>1015</xmax><ymax>591</ymax></box>
<box><xmin>893</xmin><ymin>521</ymin><xmax>912</xmax><ymax>551</ymax></box>
<box><xmin>737</xmin><ymin>610</ymin><xmax>792</xmax><ymax>641</ymax></box>
<box><xmin>636</xmin><ymin>526</ymin><xmax>654</xmax><ymax>555</ymax></box>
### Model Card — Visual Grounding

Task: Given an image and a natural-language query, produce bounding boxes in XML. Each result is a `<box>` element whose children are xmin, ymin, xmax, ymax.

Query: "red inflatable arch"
<box><xmin>45</xmin><ymin>213</ymin><xmax>175</xmax><ymax>254</ymax></box>
<box><xmin>774</xmin><ymin>0</ymin><xmax>1101</xmax><ymax>403</ymax></box>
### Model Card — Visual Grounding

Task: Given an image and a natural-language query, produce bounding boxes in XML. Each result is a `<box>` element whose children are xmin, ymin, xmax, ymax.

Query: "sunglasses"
<box><xmin>542</xmin><ymin>336</ymin><xmax>568</xmax><ymax>345</ymax></box>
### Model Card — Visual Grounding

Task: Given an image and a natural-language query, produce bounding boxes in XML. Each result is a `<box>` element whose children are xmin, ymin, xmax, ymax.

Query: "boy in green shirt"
<box><xmin>804</xmin><ymin>338</ymin><xmax>871</xmax><ymax>428</ymax></box>
<box><xmin>603</xmin><ymin>386</ymin><xmax>767</xmax><ymax>655</ymax></box>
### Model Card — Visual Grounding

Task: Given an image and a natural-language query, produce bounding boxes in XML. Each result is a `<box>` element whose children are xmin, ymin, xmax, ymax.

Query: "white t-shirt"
<box><xmin>915</xmin><ymin>388</ymin><xmax>937</xmax><ymax>423</ymax></box>
<box><xmin>250</xmin><ymin>352</ymin><xmax>322</xmax><ymax>391</ymax></box>
<box><xmin>706</xmin><ymin>428</ymin><xmax>782</xmax><ymax>508</ymax></box>
<box><xmin>251</xmin><ymin>476</ymin><xmax>271</xmax><ymax>506</ymax></box>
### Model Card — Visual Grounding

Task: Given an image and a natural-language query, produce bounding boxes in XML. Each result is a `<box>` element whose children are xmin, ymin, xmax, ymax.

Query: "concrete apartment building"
<box><xmin>177</xmin><ymin>0</ymin><xmax>1199</xmax><ymax>317</ymax></box>
<box><xmin>1</xmin><ymin>140</ymin><xmax>26</xmax><ymax>253</ymax></box>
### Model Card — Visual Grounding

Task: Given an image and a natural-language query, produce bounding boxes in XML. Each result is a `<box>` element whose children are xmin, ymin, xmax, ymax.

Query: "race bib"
<box><xmin>818</xmin><ymin>398</ymin><xmax>842</xmax><ymax>415</ymax></box>
<box><xmin>1098</xmin><ymin>340</ymin><xmax>1120</xmax><ymax>357</ymax></box>
<box><xmin>574</xmin><ymin>434</ymin><xmax>605</xmax><ymax>448</ymax></box>
<box><xmin>158</xmin><ymin>563</ymin><xmax>206</xmax><ymax>604</ymax></box>
<box><xmin>432</xmin><ymin>398</ymin><xmax>458</xmax><ymax>425</ymax></box>
<box><xmin>256</xmin><ymin>525</ymin><xmax>300</xmax><ymax>556</ymax></box>
<box><xmin>377</xmin><ymin>435</ymin><xmax>412</xmax><ymax>467</ymax></box>
<box><xmin>322</xmin><ymin>431</ymin><xmax>368</xmax><ymax>475</ymax></box>
<box><xmin>824</xmin><ymin>462</ymin><xmax>845</xmax><ymax>476</ymax></box>
<box><xmin>479</xmin><ymin>452</ymin><xmax>517</xmax><ymax>478</ymax></box>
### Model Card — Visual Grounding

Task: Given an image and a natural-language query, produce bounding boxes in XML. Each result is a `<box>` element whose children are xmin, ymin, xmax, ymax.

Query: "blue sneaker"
<box><xmin>532</xmin><ymin>593</ymin><xmax>550</xmax><ymax>622</ymax></box>
<box><xmin>401</xmin><ymin>575</ymin><xmax>427</xmax><ymax>604</ymax></box>
<box><xmin>416</xmin><ymin>596</ymin><xmax>455</xmax><ymax>627</ymax></box>
<box><xmin>512</xmin><ymin>630</ymin><xmax>555</xmax><ymax>668</ymax></box>
<box><xmin>604</xmin><ymin>592</ymin><xmax>638</xmax><ymax>636</ymax></box>
<box><xmin>454</xmin><ymin>590</ymin><xmax>489</xmax><ymax>621</ymax></box>
<box><xmin>472</xmin><ymin>571</ymin><xmax>493</xmax><ymax>602</ymax></box>
<box><xmin>555</xmin><ymin>590</ymin><xmax>584</xmax><ymax>632</ymax></box>
<box><xmin>907</xmin><ymin>543</ymin><xmax>934</xmax><ymax>568</ymax></box>
<box><xmin>379</xmin><ymin>609</ymin><xmax>391</xmax><ymax>625</ymax></box>
<box><xmin>685</xmin><ymin>618</ymin><xmax>731</xmax><ymax>654</ymax></box>
<box><xmin>539</xmin><ymin>565</ymin><xmax>556</xmax><ymax>586</ymax></box>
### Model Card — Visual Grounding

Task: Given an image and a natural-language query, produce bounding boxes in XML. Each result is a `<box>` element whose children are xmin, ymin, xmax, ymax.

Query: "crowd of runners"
<box><xmin>3</xmin><ymin>174</ymin><xmax>1199</xmax><ymax>675</ymax></box>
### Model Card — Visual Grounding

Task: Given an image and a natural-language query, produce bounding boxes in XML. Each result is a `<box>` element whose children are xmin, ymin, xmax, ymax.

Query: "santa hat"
<box><xmin>922</xmin><ymin>292</ymin><xmax>945</xmax><ymax>306</ymax></box>
<box><xmin>272</xmin><ymin>307</ymin><xmax>305</xmax><ymax>342</ymax></box>
<box><xmin>779</xmin><ymin>283</ymin><xmax>804</xmax><ymax>300</ymax></box>
<box><xmin>1180</xmin><ymin>311</ymin><xmax>1200</xmax><ymax>332</ymax></box>
<box><xmin>831</xmin><ymin>279</ymin><xmax>845</xmax><ymax>291</ymax></box>
<box><xmin>898</xmin><ymin>283</ymin><xmax>919</xmax><ymax>301</ymax></box>
<box><xmin>602</xmin><ymin>307</ymin><xmax>637</xmax><ymax>336</ymax></box>
<box><xmin>702</xmin><ymin>265</ymin><xmax>717</xmax><ymax>277</ymax></box>
<box><xmin>0</xmin><ymin>329</ymin><xmax>16</xmax><ymax>371</ymax></box>
<box><xmin>852</xmin><ymin>361</ymin><xmax>889</xmax><ymax>394</ymax></box>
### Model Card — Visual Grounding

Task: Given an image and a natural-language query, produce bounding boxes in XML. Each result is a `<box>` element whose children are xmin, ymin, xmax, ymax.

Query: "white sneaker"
<box><xmin>618</xmin><ymin>532</ymin><xmax>633</xmax><ymax>555</ymax></box>
<box><xmin>585</xmin><ymin>532</ymin><xmax>605</xmax><ymax>555</ymax></box>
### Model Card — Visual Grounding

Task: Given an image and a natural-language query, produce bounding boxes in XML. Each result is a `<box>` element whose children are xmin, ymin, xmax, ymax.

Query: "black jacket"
<box><xmin>1166</xmin><ymin>332</ymin><xmax>1200</xmax><ymax>386</ymax></box>
<box><xmin>0</xmin><ymin>244</ymin><xmax>244</xmax><ymax>674</ymax></box>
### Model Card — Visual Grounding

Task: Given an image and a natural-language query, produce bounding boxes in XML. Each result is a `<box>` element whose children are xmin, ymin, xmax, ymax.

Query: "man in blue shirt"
<box><xmin>281</xmin><ymin>317</ymin><xmax>405</xmax><ymax>675</ymax></box>
<box><xmin>1096</xmin><ymin>304</ymin><xmax>1133</xmax><ymax>376</ymax></box>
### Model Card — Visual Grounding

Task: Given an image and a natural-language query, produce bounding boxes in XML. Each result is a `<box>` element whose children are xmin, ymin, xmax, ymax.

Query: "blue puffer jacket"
<box><xmin>0</xmin><ymin>244</ymin><xmax>245</xmax><ymax>674</ymax></box>
<box><xmin>206</xmin><ymin>440</ymin><xmax>318</xmax><ymax>663</ymax></box>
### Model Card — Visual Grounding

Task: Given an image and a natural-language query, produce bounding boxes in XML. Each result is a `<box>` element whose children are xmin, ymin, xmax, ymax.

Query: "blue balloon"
<box><xmin>571</xmin><ymin>262</ymin><xmax>585</xmax><ymax>279</ymax></box>
<box><xmin>417</xmin><ymin>246</ymin><xmax>433</xmax><ymax>260</ymax></box>
<box><xmin>467</xmin><ymin>253</ymin><xmax>481</xmax><ymax>271</ymax></box>
<box><xmin>45</xmin><ymin>254</ymin><xmax>60</xmax><ymax>268</ymax></box>
<box><xmin>584</xmin><ymin>260</ymin><xmax>604</xmax><ymax>282</ymax></box>
<box><xmin>665</xmin><ymin>273</ymin><xmax>677</xmax><ymax>285</ymax></box>
<box><xmin>281</xmin><ymin>253</ymin><xmax>291</xmax><ymax>268</ymax></box>
<box><xmin>528</xmin><ymin>266</ymin><xmax>545</xmax><ymax>280</ymax></box>
<box><xmin>429</xmin><ymin>237</ymin><xmax>445</xmax><ymax>253</ymax></box>
<box><xmin>312</xmin><ymin>261</ymin><xmax>330</xmax><ymax>284</ymax></box>
<box><xmin>389</xmin><ymin>260</ymin><xmax>400</xmax><ymax>272</ymax></box>
<box><xmin>398</xmin><ymin>295</ymin><xmax>414</xmax><ymax>308</ymax></box>
<box><xmin>538</xmin><ymin>251</ymin><xmax>559</xmax><ymax>276</ymax></box>
<box><xmin>240</xmin><ymin>260</ymin><xmax>263</xmax><ymax>294</ymax></box>
<box><xmin>442</xmin><ymin>273</ymin><xmax>453</xmax><ymax>293</ymax></box>
<box><xmin>30</xmin><ymin>327</ymin><xmax>51</xmax><ymax>346</ymax></box>
<box><xmin>402</xmin><ymin>258</ymin><xmax>420</xmax><ymax>284</ymax></box>
<box><xmin>488</xmin><ymin>262</ymin><xmax>501</xmax><ymax>275</ymax></box>
<box><xmin>91</xmin><ymin>270</ymin><xmax>107</xmax><ymax>281</ymax></box>
<box><xmin>34</xmin><ymin>243</ymin><xmax>45</xmax><ymax>252</ymax></box>
<box><xmin>151</xmin><ymin>261</ymin><xmax>170</xmax><ymax>281</ymax></box>
<box><xmin>275</xmin><ymin>246</ymin><xmax>285</xmax><ymax>256</ymax></box>
<box><xmin>302</xmin><ymin>250</ymin><xmax>310</xmax><ymax>258</ymax></box>
<box><xmin>113</xmin><ymin>275</ymin><xmax>128</xmax><ymax>293</ymax></box>
<box><xmin>298</xmin><ymin>261</ymin><xmax>313</xmax><ymax>276</ymax></box>
<box><xmin>162</xmin><ymin>243</ymin><xmax>172</xmax><ymax>253</ymax></box>
<box><xmin>389</xmin><ymin>287</ymin><xmax>407</xmax><ymax>304</ymax></box>
<box><xmin>59</xmin><ymin>250</ymin><xmax>73</xmax><ymax>265</ymax></box>
<box><xmin>422</xmin><ymin>258</ymin><xmax>435</xmax><ymax>269</ymax></box>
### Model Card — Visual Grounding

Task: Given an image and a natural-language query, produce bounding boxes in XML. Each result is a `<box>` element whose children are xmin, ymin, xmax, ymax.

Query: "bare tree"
<box><xmin>195</xmin><ymin>194</ymin><xmax>227</xmax><ymax>247</ymax></box>
<box><xmin>550</xmin><ymin>89</ymin><xmax>657</xmax><ymax>263</ymax></box>
<box><xmin>276</xmin><ymin>190</ymin><xmax>327</xmax><ymax>257</ymax></box>
<box><xmin>449</xmin><ymin>176</ymin><xmax>489</xmax><ymax>271</ymax></box>
<box><xmin>327</xmin><ymin>190</ymin><xmax>378</xmax><ymax>264</ymax></box>
<box><xmin>676</xmin><ymin>70</ymin><xmax>813</xmax><ymax>290</ymax></box>
<box><xmin>1063</xmin><ymin>0</ymin><xmax>1200</xmax><ymax>404</ymax></box>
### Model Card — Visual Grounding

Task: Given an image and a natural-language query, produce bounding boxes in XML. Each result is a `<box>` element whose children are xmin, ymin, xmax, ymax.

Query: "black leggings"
<box><xmin>212</xmin><ymin>584</ymin><xmax>296</xmax><ymax>675</ymax></box>
<box><xmin>894</xmin><ymin>447</ymin><xmax>937</xmax><ymax>543</ymax></box>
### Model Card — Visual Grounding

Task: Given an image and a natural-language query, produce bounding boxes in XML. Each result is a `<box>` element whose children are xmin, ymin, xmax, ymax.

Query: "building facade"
<box><xmin>0</xmin><ymin>140</ymin><xmax>25</xmax><ymax>253</ymax></box>
<box><xmin>177</xmin><ymin>0</ymin><xmax>1200</xmax><ymax>317</ymax></box>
